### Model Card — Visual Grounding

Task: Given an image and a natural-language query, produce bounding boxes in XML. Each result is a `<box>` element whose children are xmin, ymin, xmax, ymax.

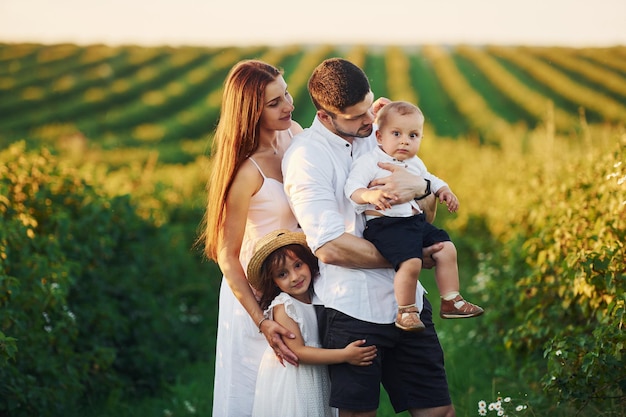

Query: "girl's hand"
<box><xmin>261</xmin><ymin>318</ymin><xmax>299</xmax><ymax>367</ymax></box>
<box><xmin>344</xmin><ymin>339</ymin><xmax>377</xmax><ymax>366</ymax></box>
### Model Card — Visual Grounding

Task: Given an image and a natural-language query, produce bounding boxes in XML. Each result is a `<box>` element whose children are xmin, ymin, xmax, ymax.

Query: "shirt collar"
<box><xmin>373</xmin><ymin>145</ymin><xmax>409</xmax><ymax>165</ymax></box>
<box><xmin>311</xmin><ymin>117</ymin><xmax>353</xmax><ymax>155</ymax></box>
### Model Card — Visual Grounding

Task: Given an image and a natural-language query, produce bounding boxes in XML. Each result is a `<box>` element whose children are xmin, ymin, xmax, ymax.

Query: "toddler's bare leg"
<box><xmin>394</xmin><ymin>258</ymin><xmax>422</xmax><ymax>306</ymax></box>
<box><xmin>431</xmin><ymin>241</ymin><xmax>459</xmax><ymax>297</ymax></box>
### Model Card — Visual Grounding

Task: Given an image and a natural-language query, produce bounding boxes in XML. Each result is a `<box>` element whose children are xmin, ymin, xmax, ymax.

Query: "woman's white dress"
<box><xmin>212</xmin><ymin>158</ymin><xmax>300</xmax><ymax>417</ymax></box>
<box><xmin>252</xmin><ymin>293</ymin><xmax>333</xmax><ymax>417</ymax></box>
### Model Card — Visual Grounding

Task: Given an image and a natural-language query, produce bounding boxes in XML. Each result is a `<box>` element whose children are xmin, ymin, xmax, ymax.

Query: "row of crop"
<box><xmin>0</xmin><ymin>43</ymin><xmax>39</xmax><ymax>66</ymax></box>
<box><xmin>455</xmin><ymin>45</ymin><xmax>577</xmax><ymax>132</ymax></box>
<box><xmin>527</xmin><ymin>46</ymin><xmax>626</xmax><ymax>104</ymax></box>
<box><xmin>383</xmin><ymin>46</ymin><xmax>446</xmax><ymax>140</ymax></box>
<box><xmin>0</xmin><ymin>43</ymin><xmax>79</xmax><ymax>76</ymax></box>
<box><xmin>576</xmin><ymin>46</ymin><xmax>626</xmax><ymax>74</ymax></box>
<box><xmin>2</xmin><ymin>43</ymin><xmax>626</xmax><ymax>147</ymax></box>
<box><xmin>0</xmin><ymin>47</ymin><xmax>165</xmax><ymax>117</ymax></box>
<box><xmin>0</xmin><ymin>47</ymin><xmax>228</xmax><ymax>133</ymax></box>
<box><xmin>421</xmin><ymin>45</ymin><xmax>516</xmax><ymax>144</ymax></box>
<box><xmin>0</xmin><ymin>45</ymin><xmax>121</xmax><ymax>96</ymax></box>
<box><xmin>94</xmin><ymin>44</ymin><xmax>325</xmax><ymax>145</ymax></box>
<box><xmin>405</xmin><ymin>50</ymin><xmax>469</xmax><ymax>138</ymax></box>
<box><xmin>384</xmin><ymin>46</ymin><xmax>418</xmax><ymax>103</ymax></box>
<box><xmin>122</xmin><ymin>45</ymin><xmax>326</xmax><ymax>144</ymax></box>
<box><xmin>120</xmin><ymin>46</ymin><xmax>271</xmax><ymax>144</ymax></box>
<box><xmin>488</xmin><ymin>45</ymin><xmax>626</xmax><ymax>124</ymax></box>
<box><xmin>284</xmin><ymin>44</ymin><xmax>337</xmax><ymax>123</ymax></box>
<box><xmin>1</xmin><ymin>46</ymin><xmax>331</xmax><ymax>143</ymax></box>
<box><xmin>81</xmin><ymin>47</ymin><xmax>260</xmax><ymax>132</ymax></box>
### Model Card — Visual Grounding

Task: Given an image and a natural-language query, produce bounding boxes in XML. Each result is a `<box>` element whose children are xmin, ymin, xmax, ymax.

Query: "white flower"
<box><xmin>184</xmin><ymin>400</ymin><xmax>196</xmax><ymax>414</ymax></box>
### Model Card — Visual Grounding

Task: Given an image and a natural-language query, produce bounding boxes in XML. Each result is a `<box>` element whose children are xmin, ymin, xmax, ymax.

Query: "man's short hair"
<box><xmin>308</xmin><ymin>58</ymin><xmax>371</xmax><ymax>114</ymax></box>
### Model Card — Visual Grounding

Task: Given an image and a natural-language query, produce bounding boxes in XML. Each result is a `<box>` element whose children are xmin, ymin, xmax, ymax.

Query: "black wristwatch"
<box><xmin>414</xmin><ymin>179</ymin><xmax>431</xmax><ymax>201</ymax></box>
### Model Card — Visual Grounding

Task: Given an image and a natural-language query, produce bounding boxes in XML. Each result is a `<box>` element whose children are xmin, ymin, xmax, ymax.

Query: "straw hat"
<box><xmin>247</xmin><ymin>229</ymin><xmax>309</xmax><ymax>291</ymax></box>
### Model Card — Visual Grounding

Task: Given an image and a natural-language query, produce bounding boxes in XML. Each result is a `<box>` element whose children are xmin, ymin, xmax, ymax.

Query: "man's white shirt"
<box><xmin>283</xmin><ymin>117</ymin><xmax>426</xmax><ymax>324</ymax></box>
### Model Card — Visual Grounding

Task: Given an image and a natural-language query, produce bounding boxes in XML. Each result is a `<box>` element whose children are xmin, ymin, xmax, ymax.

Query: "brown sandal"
<box><xmin>395</xmin><ymin>305</ymin><xmax>426</xmax><ymax>332</ymax></box>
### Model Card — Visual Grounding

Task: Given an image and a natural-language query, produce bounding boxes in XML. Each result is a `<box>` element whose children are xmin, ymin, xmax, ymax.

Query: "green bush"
<box><xmin>0</xmin><ymin>143</ymin><xmax>217</xmax><ymax>417</ymax></box>
<box><xmin>475</xmin><ymin>138</ymin><xmax>626</xmax><ymax>414</ymax></box>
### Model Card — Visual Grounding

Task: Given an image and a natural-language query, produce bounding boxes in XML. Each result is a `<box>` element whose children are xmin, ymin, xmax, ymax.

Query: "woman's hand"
<box><xmin>260</xmin><ymin>318</ymin><xmax>299</xmax><ymax>366</ymax></box>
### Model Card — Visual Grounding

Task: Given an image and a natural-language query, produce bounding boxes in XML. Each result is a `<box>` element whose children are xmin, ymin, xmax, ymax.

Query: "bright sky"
<box><xmin>1</xmin><ymin>0</ymin><xmax>625</xmax><ymax>47</ymax></box>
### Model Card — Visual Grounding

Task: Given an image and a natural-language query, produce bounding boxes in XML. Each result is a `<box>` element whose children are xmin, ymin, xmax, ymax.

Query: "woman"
<box><xmin>200</xmin><ymin>60</ymin><xmax>303</xmax><ymax>416</ymax></box>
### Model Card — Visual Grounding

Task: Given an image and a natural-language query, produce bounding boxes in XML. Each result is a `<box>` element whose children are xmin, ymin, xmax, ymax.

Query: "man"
<box><xmin>283</xmin><ymin>58</ymin><xmax>456</xmax><ymax>417</ymax></box>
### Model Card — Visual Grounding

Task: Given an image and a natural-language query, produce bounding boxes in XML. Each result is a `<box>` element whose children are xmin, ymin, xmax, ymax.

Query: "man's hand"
<box><xmin>372</xmin><ymin>97</ymin><xmax>391</xmax><ymax>116</ymax></box>
<box><xmin>370</xmin><ymin>162</ymin><xmax>429</xmax><ymax>204</ymax></box>
<box><xmin>422</xmin><ymin>242</ymin><xmax>444</xmax><ymax>269</ymax></box>
<box><xmin>261</xmin><ymin>319</ymin><xmax>298</xmax><ymax>367</ymax></box>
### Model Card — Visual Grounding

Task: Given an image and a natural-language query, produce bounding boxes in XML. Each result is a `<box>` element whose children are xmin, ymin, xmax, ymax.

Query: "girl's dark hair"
<box><xmin>257</xmin><ymin>244</ymin><xmax>319</xmax><ymax>310</ymax></box>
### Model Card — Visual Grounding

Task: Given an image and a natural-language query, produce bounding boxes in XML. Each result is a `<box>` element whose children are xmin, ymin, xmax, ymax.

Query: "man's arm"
<box><xmin>415</xmin><ymin>193</ymin><xmax>437</xmax><ymax>223</ymax></box>
<box><xmin>316</xmin><ymin>233</ymin><xmax>442</xmax><ymax>269</ymax></box>
<box><xmin>315</xmin><ymin>232</ymin><xmax>390</xmax><ymax>268</ymax></box>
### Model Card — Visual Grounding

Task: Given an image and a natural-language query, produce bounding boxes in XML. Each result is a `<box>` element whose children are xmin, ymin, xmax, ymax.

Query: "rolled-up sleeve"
<box><xmin>344</xmin><ymin>153</ymin><xmax>376</xmax><ymax>214</ymax></box>
<box><xmin>283</xmin><ymin>137</ymin><xmax>345</xmax><ymax>253</ymax></box>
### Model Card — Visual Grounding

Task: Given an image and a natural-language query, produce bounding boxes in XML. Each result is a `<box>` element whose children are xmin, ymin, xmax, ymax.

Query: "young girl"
<box><xmin>246</xmin><ymin>229</ymin><xmax>378</xmax><ymax>417</ymax></box>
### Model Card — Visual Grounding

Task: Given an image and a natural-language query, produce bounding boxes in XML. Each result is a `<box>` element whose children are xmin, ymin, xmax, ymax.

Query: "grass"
<box><xmin>69</xmin><ymin>261</ymin><xmax>507</xmax><ymax>417</ymax></box>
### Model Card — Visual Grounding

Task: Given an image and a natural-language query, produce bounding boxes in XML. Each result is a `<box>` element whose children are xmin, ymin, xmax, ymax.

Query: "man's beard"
<box><xmin>331</xmin><ymin>119</ymin><xmax>373</xmax><ymax>139</ymax></box>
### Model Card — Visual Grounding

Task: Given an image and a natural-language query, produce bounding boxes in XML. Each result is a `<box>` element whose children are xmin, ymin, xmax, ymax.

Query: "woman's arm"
<box><xmin>217</xmin><ymin>161</ymin><xmax>298</xmax><ymax>365</ymax></box>
<box><xmin>274</xmin><ymin>304</ymin><xmax>377</xmax><ymax>366</ymax></box>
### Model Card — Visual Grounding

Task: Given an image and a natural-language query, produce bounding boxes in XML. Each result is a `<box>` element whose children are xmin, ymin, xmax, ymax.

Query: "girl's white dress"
<box><xmin>212</xmin><ymin>158</ymin><xmax>300</xmax><ymax>417</ymax></box>
<box><xmin>252</xmin><ymin>293</ymin><xmax>333</xmax><ymax>417</ymax></box>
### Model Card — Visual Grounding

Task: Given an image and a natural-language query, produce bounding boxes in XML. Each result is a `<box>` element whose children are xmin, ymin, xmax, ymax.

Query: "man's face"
<box><xmin>321</xmin><ymin>91</ymin><xmax>376</xmax><ymax>142</ymax></box>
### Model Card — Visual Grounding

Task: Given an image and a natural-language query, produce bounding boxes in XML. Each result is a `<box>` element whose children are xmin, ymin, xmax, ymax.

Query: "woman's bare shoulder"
<box><xmin>290</xmin><ymin>120</ymin><xmax>304</xmax><ymax>135</ymax></box>
<box><xmin>231</xmin><ymin>158</ymin><xmax>263</xmax><ymax>192</ymax></box>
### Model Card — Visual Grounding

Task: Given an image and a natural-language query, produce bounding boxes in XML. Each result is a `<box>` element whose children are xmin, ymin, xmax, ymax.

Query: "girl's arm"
<box><xmin>217</xmin><ymin>161</ymin><xmax>298</xmax><ymax>365</ymax></box>
<box><xmin>274</xmin><ymin>304</ymin><xmax>377</xmax><ymax>366</ymax></box>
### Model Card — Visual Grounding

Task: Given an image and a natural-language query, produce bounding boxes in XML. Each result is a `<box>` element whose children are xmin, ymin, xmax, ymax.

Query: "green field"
<box><xmin>1</xmin><ymin>43</ymin><xmax>625</xmax><ymax>151</ymax></box>
<box><xmin>1</xmin><ymin>42</ymin><xmax>624</xmax><ymax>417</ymax></box>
